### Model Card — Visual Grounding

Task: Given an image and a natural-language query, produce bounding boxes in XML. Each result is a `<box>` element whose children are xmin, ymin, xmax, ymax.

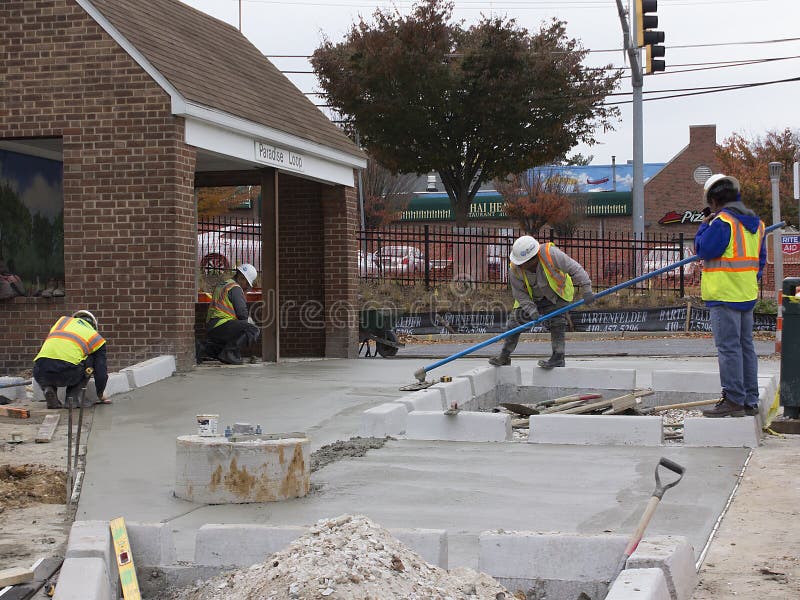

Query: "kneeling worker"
<box><xmin>203</xmin><ymin>263</ymin><xmax>261</xmax><ymax>365</ymax></box>
<box><xmin>490</xmin><ymin>235</ymin><xmax>594</xmax><ymax>369</ymax></box>
<box><xmin>33</xmin><ymin>310</ymin><xmax>108</xmax><ymax>409</ymax></box>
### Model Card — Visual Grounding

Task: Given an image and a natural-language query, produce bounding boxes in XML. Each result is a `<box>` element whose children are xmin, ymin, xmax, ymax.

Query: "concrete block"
<box><xmin>651</xmin><ymin>371</ymin><xmax>719</xmax><ymax>394</ymax></box>
<box><xmin>121</xmin><ymin>355</ymin><xmax>176</xmax><ymax>388</ymax></box>
<box><xmin>532</xmin><ymin>367</ymin><xmax>636</xmax><ymax>390</ymax></box>
<box><xmin>53</xmin><ymin>557</ymin><xmax>111</xmax><ymax>600</ymax></box>
<box><xmin>495</xmin><ymin>365</ymin><xmax>522</xmax><ymax>387</ymax></box>
<box><xmin>359</xmin><ymin>402</ymin><xmax>408</xmax><ymax>437</ymax></box>
<box><xmin>683</xmin><ymin>416</ymin><xmax>760</xmax><ymax>447</ymax></box>
<box><xmin>390</xmin><ymin>528</ymin><xmax>448</xmax><ymax>569</ymax></box>
<box><xmin>32</xmin><ymin>379</ymin><xmax>66</xmax><ymax>403</ymax></box>
<box><xmin>0</xmin><ymin>376</ymin><xmax>27</xmax><ymax>400</ymax></box>
<box><xmin>455</xmin><ymin>366</ymin><xmax>497</xmax><ymax>398</ymax></box>
<box><xmin>406</xmin><ymin>411</ymin><xmax>511</xmax><ymax>442</ymax></box>
<box><xmin>394</xmin><ymin>389</ymin><xmax>445</xmax><ymax>412</ymax></box>
<box><xmin>430</xmin><ymin>377</ymin><xmax>473</xmax><ymax>408</ymax></box>
<box><xmin>529</xmin><ymin>415</ymin><xmax>663</xmax><ymax>446</ymax></box>
<box><xmin>627</xmin><ymin>536</ymin><xmax>697</xmax><ymax>600</ymax></box>
<box><xmin>64</xmin><ymin>520</ymin><xmax>117</xmax><ymax>599</ymax></box>
<box><xmin>84</xmin><ymin>373</ymin><xmax>132</xmax><ymax>403</ymax></box>
<box><xmin>194</xmin><ymin>524</ymin><xmax>307</xmax><ymax>566</ymax></box>
<box><xmin>606</xmin><ymin>568</ymin><xmax>671</xmax><ymax>600</ymax></box>
<box><xmin>127</xmin><ymin>522</ymin><xmax>177</xmax><ymax>567</ymax></box>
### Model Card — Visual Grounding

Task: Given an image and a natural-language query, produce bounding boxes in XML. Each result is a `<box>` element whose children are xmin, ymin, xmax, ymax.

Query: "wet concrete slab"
<box><xmin>77</xmin><ymin>356</ymin><xmax>777</xmax><ymax>569</ymax></box>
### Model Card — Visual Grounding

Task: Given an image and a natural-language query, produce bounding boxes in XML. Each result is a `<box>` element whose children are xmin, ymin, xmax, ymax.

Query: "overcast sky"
<box><xmin>179</xmin><ymin>0</ymin><xmax>800</xmax><ymax>166</ymax></box>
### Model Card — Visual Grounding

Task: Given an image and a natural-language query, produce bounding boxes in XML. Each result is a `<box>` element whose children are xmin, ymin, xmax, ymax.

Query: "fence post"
<box><xmin>678</xmin><ymin>232</ymin><xmax>685</xmax><ymax>297</ymax></box>
<box><xmin>424</xmin><ymin>225</ymin><xmax>431</xmax><ymax>290</ymax></box>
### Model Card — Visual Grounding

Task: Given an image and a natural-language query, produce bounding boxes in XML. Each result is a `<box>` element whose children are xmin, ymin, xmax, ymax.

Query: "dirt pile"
<box><xmin>0</xmin><ymin>463</ymin><xmax>66</xmax><ymax>509</ymax></box>
<box><xmin>164</xmin><ymin>514</ymin><xmax>514</xmax><ymax>600</ymax></box>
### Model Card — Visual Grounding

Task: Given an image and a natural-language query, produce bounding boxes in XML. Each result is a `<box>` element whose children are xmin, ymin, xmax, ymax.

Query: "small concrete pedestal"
<box><xmin>175</xmin><ymin>434</ymin><xmax>310</xmax><ymax>504</ymax></box>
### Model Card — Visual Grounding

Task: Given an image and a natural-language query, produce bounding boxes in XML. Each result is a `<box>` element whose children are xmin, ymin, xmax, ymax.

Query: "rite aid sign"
<box><xmin>782</xmin><ymin>234</ymin><xmax>800</xmax><ymax>255</ymax></box>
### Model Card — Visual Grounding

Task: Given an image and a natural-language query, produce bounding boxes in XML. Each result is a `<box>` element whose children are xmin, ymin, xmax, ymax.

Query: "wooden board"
<box><xmin>35</xmin><ymin>414</ymin><xmax>60</xmax><ymax>443</ymax></box>
<box><xmin>0</xmin><ymin>567</ymin><xmax>34</xmax><ymax>587</ymax></box>
<box><xmin>0</xmin><ymin>407</ymin><xmax>29</xmax><ymax>419</ymax></box>
<box><xmin>109</xmin><ymin>517</ymin><xmax>141</xmax><ymax>600</ymax></box>
<box><xmin>498</xmin><ymin>403</ymin><xmax>539</xmax><ymax>416</ymax></box>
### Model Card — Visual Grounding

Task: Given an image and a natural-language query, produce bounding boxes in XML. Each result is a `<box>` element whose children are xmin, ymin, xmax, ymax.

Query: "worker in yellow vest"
<box><xmin>33</xmin><ymin>310</ymin><xmax>108</xmax><ymax>409</ymax></box>
<box><xmin>695</xmin><ymin>174</ymin><xmax>766</xmax><ymax>418</ymax></box>
<box><xmin>489</xmin><ymin>235</ymin><xmax>594</xmax><ymax>369</ymax></box>
<box><xmin>200</xmin><ymin>263</ymin><xmax>260</xmax><ymax>365</ymax></box>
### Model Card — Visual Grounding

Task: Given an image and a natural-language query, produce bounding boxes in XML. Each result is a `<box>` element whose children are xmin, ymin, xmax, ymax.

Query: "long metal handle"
<box><xmin>414</xmin><ymin>221</ymin><xmax>784</xmax><ymax>381</ymax></box>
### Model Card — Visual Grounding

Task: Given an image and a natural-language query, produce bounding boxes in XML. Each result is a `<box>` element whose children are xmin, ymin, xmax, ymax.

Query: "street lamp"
<box><xmin>769</xmin><ymin>162</ymin><xmax>783</xmax><ymax>327</ymax></box>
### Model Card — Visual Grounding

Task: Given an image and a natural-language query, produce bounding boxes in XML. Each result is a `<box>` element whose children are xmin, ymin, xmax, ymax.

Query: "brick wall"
<box><xmin>1</xmin><ymin>1</ymin><xmax>197</xmax><ymax>372</ymax></box>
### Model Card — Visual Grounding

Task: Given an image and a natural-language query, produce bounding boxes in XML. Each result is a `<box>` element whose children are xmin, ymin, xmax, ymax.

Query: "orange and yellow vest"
<box><xmin>206</xmin><ymin>279</ymin><xmax>240</xmax><ymax>329</ymax></box>
<box><xmin>512</xmin><ymin>242</ymin><xmax>575</xmax><ymax>308</ymax></box>
<box><xmin>34</xmin><ymin>316</ymin><xmax>106</xmax><ymax>365</ymax></box>
<box><xmin>701</xmin><ymin>212</ymin><xmax>764</xmax><ymax>302</ymax></box>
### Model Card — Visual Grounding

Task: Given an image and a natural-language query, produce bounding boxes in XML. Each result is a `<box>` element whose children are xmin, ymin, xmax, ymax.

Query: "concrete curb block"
<box><xmin>84</xmin><ymin>373</ymin><xmax>132</xmax><ymax>403</ymax></box>
<box><xmin>359</xmin><ymin>402</ymin><xmax>407</xmax><ymax>437</ymax></box>
<box><xmin>479</xmin><ymin>531</ymin><xmax>628</xmax><ymax>600</ymax></box>
<box><xmin>53</xmin><ymin>557</ymin><xmax>111</xmax><ymax>600</ymax></box>
<box><xmin>128</xmin><ymin>522</ymin><xmax>178</xmax><ymax>568</ymax></box>
<box><xmin>530</xmin><ymin>367</ymin><xmax>637</xmax><ymax>390</ymax></box>
<box><xmin>651</xmin><ymin>371</ymin><xmax>719</xmax><ymax>394</ymax></box>
<box><xmin>758</xmin><ymin>373</ymin><xmax>779</xmax><ymax>422</ymax></box>
<box><xmin>455</xmin><ymin>366</ymin><xmax>496</xmax><ymax>398</ymax></box>
<box><xmin>392</xmin><ymin>528</ymin><xmax>448</xmax><ymax>569</ymax></box>
<box><xmin>63</xmin><ymin>520</ymin><xmax>118</xmax><ymax>599</ymax></box>
<box><xmin>430</xmin><ymin>377</ymin><xmax>473</xmax><ymax>407</ymax></box>
<box><xmin>0</xmin><ymin>376</ymin><xmax>27</xmax><ymax>400</ymax></box>
<box><xmin>394</xmin><ymin>389</ymin><xmax>446</xmax><ymax>412</ymax></box>
<box><xmin>606</xmin><ymin>568</ymin><xmax>671</xmax><ymax>600</ymax></box>
<box><xmin>406</xmin><ymin>411</ymin><xmax>511</xmax><ymax>442</ymax></box>
<box><xmin>683</xmin><ymin>416</ymin><xmax>760</xmax><ymax>447</ymax></box>
<box><xmin>528</xmin><ymin>415</ymin><xmax>664</xmax><ymax>446</ymax></box>
<box><xmin>626</xmin><ymin>536</ymin><xmax>697</xmax><ymax>600</ymax></box>
<box><xmin>495</xmin><ymin>365</ymin><xmax>522</xmax><ymax>386</ymax></box>
<box><xmin>120</xmin><ymin>355</ymin><xmax>176</xmax><ymax>389</ymax></box>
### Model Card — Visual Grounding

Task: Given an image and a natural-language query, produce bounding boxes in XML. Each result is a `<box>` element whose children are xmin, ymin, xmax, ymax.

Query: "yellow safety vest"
<box><xmin>34</xmin><ymin>316</ymin><xmax>106</xmax><ymax>365</ymax></box>
<box><xmin>512</xmin><ymin>242</ymin><xmax>575</xmax><ymax>308</ymax></box>
<box><xmin>206</xmin><ymin>280</ymin><xmax>240</xmax><ymax>329</ymax></box>
<box><xmin>701</xmin><ymin>212</ymin><xmax>764</xmax><ymax>302</ymax></box>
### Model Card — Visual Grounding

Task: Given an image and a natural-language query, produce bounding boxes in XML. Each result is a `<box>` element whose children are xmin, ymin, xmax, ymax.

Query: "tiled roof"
<box><xmin>86</xmin><ymin>0</ymin><xmax>362</xmax><ymax>160</ymax></box>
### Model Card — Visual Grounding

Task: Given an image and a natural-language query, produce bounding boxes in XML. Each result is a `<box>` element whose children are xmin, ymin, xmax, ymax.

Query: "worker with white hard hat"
<box><xmin>33</xmin><ymin>310</ymin><xmax>110</xmax><ymax>409</ymax></box>
<box><xmin>200</xmin><ymin>263</ymin><xmax>261</xmax><ymax>365</ymax></box>
<box><xmin>695</xmin><ymin>173</ymin><xmax>766</xmax><ymax>418</ymax></box>
<box><xmin>489</xmin><ymin>234</ymin><xmax>594</xmax><ymax>369</ymax></box>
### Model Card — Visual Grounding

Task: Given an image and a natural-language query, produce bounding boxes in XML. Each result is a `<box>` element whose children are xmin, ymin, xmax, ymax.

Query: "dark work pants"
<box><xmin>501</xmin><ymin>297</ymin><xmax>567</xmax><ymax>357</ymax></box>
<box><xmin>33</xmin><ymin>358</ymin><xmax>90</xmax><ymax>404</ymax></box>
<box><xmin>205</xmin><ymin>319</ymin><xmax>260</xmax><ymax>358</ymax></box>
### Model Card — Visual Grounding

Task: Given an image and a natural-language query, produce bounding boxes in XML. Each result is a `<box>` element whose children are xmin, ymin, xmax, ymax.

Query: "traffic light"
<box><xmin>636</xmin><ymin>0</ymin><xmax>665</xmax><ymax>74</ymax></box>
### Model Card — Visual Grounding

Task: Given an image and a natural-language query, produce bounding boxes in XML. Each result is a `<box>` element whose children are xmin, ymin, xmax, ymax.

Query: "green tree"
<box><xmin>312</xmin><ymin>0</ymin><xmax>620</xmax><ymax>226</ymax></box>
<box><xmin>715</xmin><ymin>128</ymin><xmax>800</xmax><ymax>225</ymax></box>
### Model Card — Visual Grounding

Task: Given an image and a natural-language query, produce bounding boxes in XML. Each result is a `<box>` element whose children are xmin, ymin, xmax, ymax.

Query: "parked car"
<box><xmin>428</xmin><ymin>257</ymin><xmax>453</xmax><ymax>279</ymax></box>
<box><xmin>198</xmin><ymin>224</ymin><xmax>261</xmax><ymax>271</ymax></box>
<box><xmin>373</xmin><ymin>245</ymin><xmax>426</xmax><ymax>276</ymax></box>
<box><xmin>358</xmin><ymin>250</ymin><xmax>380</xmax><ymax>277</ymax></box>
<box><xmin>643</xmin><ymin>245</ymin><xmax>700</xmax><ymax>283</ymax></box>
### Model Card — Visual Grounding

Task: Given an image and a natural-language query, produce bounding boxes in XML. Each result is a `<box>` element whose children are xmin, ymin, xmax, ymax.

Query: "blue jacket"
<box><xmin>694</xmin><ymin>201</ymin><xmax>766</xmax><ymax>311</ymax></box>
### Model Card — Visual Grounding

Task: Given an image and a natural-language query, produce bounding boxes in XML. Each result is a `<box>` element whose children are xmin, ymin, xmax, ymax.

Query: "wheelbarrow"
<box><xmin>359</xmin><ymin>308</ymin><xmax>405</xmax><ymax>358</ymax></box>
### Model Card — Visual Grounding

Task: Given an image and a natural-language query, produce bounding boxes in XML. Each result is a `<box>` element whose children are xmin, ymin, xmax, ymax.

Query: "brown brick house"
<box><xmin>0</xmin><ymin>0</ymin><xmax>366</xmax><ymax>372</ymax></box>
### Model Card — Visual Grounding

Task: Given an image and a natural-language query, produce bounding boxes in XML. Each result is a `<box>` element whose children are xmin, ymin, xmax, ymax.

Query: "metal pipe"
<box><xmin>413</xmin><ymin>221</ymin><xmax>785</xmax><ymax>381</ymax></box>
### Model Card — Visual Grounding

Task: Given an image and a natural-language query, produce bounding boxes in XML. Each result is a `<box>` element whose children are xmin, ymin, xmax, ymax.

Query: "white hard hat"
<box><xmin>72</xmin><ymin>310</ymin><xmax>98</xmax><ymax>330</ymax></box>
<box><xmin>703</xmin><ymin>174</ymin><xmax>740</xmax><ymax>203</ymax></box>
<box><xmin>509</xmin><ymin>235</ymin><xmax>541</xmax><ymax>265</ymax></box>
<box><xmin>236</xmin><ymin>263</ymin><xmax>257</xmax><ymax>287</ymax></box>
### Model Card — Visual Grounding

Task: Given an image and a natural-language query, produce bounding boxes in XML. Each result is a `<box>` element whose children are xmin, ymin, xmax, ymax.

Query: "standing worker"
<box><xmin>489</xmin><ymin>235</ymin><xmax>595</xmax><ymax>369</ymax></box>
<box><xmin>33</xmin><ymin>310</ymin><xmax>108</xmax><ymax>409</ymax></box>
<box><xmin>201</xmin><ymin>263</ymin><xmax>261</xmax><ymax>365</ymax></box>
<box><xmin>695</xmin><ymin>174</ymin><xmax>766</xmax><ymax>417</ymax></box>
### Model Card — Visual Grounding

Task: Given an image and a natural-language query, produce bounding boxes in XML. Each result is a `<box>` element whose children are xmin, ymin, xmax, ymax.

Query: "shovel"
<box><xmin>612</xmin><ymin>457</ymin><xmax>685</xmax><ymax>579</ymax></box>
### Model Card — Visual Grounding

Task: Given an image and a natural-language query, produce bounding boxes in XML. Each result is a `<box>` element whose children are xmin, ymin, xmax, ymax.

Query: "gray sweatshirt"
<box><xmin>509</xmin><ymin>244</ymin><xmax>592</xmax><ymax>314</ymax></box>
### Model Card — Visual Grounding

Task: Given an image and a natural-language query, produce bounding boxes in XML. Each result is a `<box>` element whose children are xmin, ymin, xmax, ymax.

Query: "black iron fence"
<box><xmin>359</xmin><ymin>225</ymin><xmax>700</xmax><ymax>297</ymax></box>
<box><xmin>198</xmin><ymin>218</ymin><xmax>261</xmax><ymax>274</ymax></box>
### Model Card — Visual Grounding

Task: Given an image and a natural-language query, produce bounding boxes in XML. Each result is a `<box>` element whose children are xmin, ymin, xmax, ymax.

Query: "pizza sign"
<box><xmin>658</xmin><ymin>210</ymin><xmax>705</xmax><ymax>225</ymax></box>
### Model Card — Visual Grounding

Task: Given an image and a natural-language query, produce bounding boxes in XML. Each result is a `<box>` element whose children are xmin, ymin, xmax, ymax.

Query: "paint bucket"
<box><xmin>196</xmin><ymin>414</ymin><xmax>219</xmax><ymax>437</ymax></box>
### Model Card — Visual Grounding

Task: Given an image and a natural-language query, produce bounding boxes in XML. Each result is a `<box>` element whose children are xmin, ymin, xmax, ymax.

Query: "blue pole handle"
<box><xmin>413</xmin><ymin>221</ymin><xmax>784</xmax><ymax>381</ymax></box>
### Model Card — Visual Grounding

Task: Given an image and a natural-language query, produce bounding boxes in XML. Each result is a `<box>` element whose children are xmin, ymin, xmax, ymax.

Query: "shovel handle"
<box><xmin>654</xmin><ymin>457</ymin><xmax>685</xmax><ymax>499</ymax></box>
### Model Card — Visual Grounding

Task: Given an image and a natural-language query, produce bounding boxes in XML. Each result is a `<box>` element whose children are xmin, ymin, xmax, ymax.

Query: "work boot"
<box><xmin>744</xmin><ymin>405</ymin><xmax>759</xmax><ymax>417</ymax></box>
<box><xmin>703</xmin><ymin>395</ymin><xmax>745</xmax><ymax>418</ymax></box>
<box><xmin>537</xmin><ymin>353</ymin><xmax>565</xmax><ymax>369</ymax></box>
<box><xmin>488</xmin><ymin>352</ymin><xmax>511</xmax><ymax>367</ymax></box>
<box><xmin>44</xmin><ymin>386</ymin><xmax>62</xmax><ymax>409</ymax></box>
<box><xmin>218</xmin><ymin>348</ymin><xmax>243</xmax><ymax>365</ymax></box>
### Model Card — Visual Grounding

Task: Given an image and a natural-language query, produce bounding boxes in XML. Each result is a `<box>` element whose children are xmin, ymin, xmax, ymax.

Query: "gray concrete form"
<box><xmin>360</xmin><ymin>364</ymin><xmax>779</xmax><ymax>447</ymax></box>
<box><xmin>55</xmin><ymin>521</ymin><xmax>695</xmax><ymax>600</ymax></box>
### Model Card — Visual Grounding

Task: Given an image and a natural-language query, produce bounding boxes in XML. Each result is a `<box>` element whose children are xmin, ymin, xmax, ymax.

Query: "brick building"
<box><xmin>0</xmin><ymin>0</ymin><xmax>365</xmax><ymax>372</ymax></box>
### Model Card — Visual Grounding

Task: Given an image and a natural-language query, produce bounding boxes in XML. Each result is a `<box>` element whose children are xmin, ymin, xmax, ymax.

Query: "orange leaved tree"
<box><xmin>495</xmin><ymin>170</ymin><xmax>576</xmax><ymax>234</ymax></box>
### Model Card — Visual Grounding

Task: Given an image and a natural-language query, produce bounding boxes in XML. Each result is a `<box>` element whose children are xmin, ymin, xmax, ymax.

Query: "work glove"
<box><xmin>582</xmin><ymin>290</ymin><xmax>596</xmax><ymax>305</ymax></box>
